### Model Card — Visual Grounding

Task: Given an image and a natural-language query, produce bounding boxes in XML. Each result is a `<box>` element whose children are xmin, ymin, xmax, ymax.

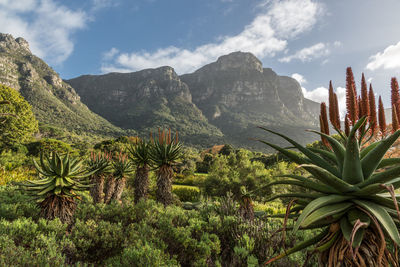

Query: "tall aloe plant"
<box><xmin>128</xmin><ymin>139</ymin><xmax>151</xmax><ymax>203</ymax></box>
<box><xmin>262</xmin><ymin>71</ymin><xmax>400</xmax><ymax>266</ymax></box>
<box><xmin>21</xmin><ymin>152</ymin><xmax>95</xmax><ymax>224</ymax></box>
<box><xmin>111</xmin><ymin>152</ymin><xmax>133</xmax><ymax>202</ymax></box>
<box><xmin>149</xmin><ymin>129</ymin><xmax>182</xmax><ymax>206</ymax></box>
<box><xmin>87</xmin><ymin>151</ymin><xmax>112</xmax><ymax>204</ymax></box>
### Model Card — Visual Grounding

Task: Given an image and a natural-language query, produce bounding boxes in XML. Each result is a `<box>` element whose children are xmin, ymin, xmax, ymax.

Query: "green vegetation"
<box><xmin>0</xmin><ymin>84</ymin><xmax>38</xmax><ymax>146</ymax></box>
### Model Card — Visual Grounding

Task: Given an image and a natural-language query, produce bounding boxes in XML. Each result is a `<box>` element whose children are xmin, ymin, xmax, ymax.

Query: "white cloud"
<box><xmin>0</xmin><ymin>0</ymin><xmax>87</xmax><ymax>65</ymax></box>
<box><xmin>267</xmin><ymin>0</ymin><xmax>322</xmax><ymax>39</ymax></box>
<box><xmin>279</xmin><ymin>42</ymin><xmax>330</xmax><ymax>63</ymax></box>
<box><xmin>302</xmin><ymin>85</ymin><xmax>347</xmax><ymax>119</ymax></box>
<box><xmin>366</xmin><ymin>41</ymin><xmax>400</xmax><ymax>71</ymax></box>
<box><xmin>291</xmin><ymin>73</ymin><xmax>307</xmax><ymax>84</ymax></box>
<box><xmin>102</xmin><ymin>0</ymin><xmax>323</xmax><ymax>74</ymax></box>
<box><xmin>367</xmin><ymin>77</ymin><xmax>373</xmax><ymax>83</ymax></box>
<box><xmin>103</xmin><ymin>47</ymin><xmax>119</xmax><ymax>60</ymax></box>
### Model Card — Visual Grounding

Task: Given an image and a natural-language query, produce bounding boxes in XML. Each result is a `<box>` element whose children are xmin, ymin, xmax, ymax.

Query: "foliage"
<box><xmin>172</xmin><ymin>185</ymin><xmax>201</xmax><ymax>202</ymax></box>
<box><xmin>26</xmin><ymin>138</ymin><xmax>74</xmax><ymax>156</ymax></box>
<box><xmin>20</xmin><ymin>152</ymin><xmax>94</xmax><ymax>223</ymax></box>
<box><xmin>0</xmin><ymin>84</ymin><xmax>38</xmax><ymax>146</ymax></box>
<box><xmin>261</xmin><ymin>117</ymin><xmax>400</xmax><ymax>265</ymax></box>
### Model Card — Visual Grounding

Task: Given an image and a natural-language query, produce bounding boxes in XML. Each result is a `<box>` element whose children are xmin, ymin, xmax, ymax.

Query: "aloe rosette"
<box><xmin>261</xmin><ymin>116</ymin><xmax>400</xmax><ymax>266</ymax></box>
<box><xmin>21</xmin><ymin>152</ymin><xmax>95</xmax><ymax>223</ymax></box>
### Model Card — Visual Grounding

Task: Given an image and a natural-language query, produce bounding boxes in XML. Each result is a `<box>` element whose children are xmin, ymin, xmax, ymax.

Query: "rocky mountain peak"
<box><xmin>209</xmin><ymin>51</ymin><xmax>263</xmax><ymax>73</ymax></box>
<box><xmin>0</xmin><ymin>33</ymin><xmax>30</xmax><ymax>53</ymax></box>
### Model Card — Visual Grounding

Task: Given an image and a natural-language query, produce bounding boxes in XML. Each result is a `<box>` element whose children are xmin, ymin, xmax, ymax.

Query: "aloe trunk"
<box><xmin>319</xmin><ymin>227</ymin><xmax>388</xmax><ymax>266</ymax></box>
<box><xmin>104</xmin><ymin>176</ymin><xmax>116</xmax><ymax>204</ymax></box>
<box><xmin>156</xmin><ymin>165</ymin><xmax>174</xmax><ymax>206</ymax></box>
<box><xmin>39</xmin><ymin>195</ymin><xmax>77</xmax><ymax>224</ymax></box>
<box><xmin>134</xmin><ymin>164</ymin><xmax>149</xmax><ymax>203</ymax></box>
<box><xmin>90</xmin><ymin>175</ymin><xmax>105</xmax><ymax>204</ymax></box>
<box><xmin>112</xmin><ymin>177</ymin><xmax>126</xmax><ymax>202</ymax></box>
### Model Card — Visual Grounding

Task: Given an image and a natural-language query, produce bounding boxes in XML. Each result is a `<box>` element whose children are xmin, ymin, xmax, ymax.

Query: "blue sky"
<box><xmin>2</xmin><ymin>0</ymin><xmax>400</xmax><ymax>115</ymax></box>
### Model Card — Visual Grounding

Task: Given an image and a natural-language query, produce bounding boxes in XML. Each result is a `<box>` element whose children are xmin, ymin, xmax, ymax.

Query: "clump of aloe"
<box><xmin>261</xmin><ymin>69</ymin><xmax>400</xmax><ymax>266</ymax></box>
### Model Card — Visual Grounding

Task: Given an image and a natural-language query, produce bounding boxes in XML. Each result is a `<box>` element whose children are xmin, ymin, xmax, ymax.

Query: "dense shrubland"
<box><xmin>2</xmin><ymin>68</ymin><xmax>400</xmax><ymax>266</ymax></box>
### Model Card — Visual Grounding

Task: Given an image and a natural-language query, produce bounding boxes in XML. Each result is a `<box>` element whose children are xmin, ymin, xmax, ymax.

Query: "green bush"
<box><xmin>26</xmin><ymin>138</ymin><xmax>74</xmax><ymax>156</ymax></box>
<box><xmin>105</xmin><ymin>240</ymin><xmax>179</xmax><ymax>267</ymax></box>
<box><xmin>68</xmin><ymin>219</ymin><xmax>125</xmax><ymax>263</ymax></box>
<box><xmin>172</xmin><ymin>185</ymin><xmax>201</xmax><ymax>202</ymax></box>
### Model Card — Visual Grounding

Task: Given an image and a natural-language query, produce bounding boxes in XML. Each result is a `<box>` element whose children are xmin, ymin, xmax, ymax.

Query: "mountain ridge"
<box><xmin>68</xmin><ymin>51</ymin><xmax>320</xmax><ymax>149</ymax></box>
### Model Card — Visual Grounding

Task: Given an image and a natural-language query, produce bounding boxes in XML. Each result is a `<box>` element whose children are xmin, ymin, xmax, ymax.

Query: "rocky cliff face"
<box><xmin>68</xmin><ymin>51</ymin><xmax>320</xmax><ymax>149</ymax></box>
<box><xmin>67</xmin><ymin>67</ymin><xmax>223</xmax><ymax>145</ymax></box>
<box><xmin>0</xmin><ymin>33</ymin><xmax>124</xmax><ymax>139</ymax></box>
<box><xmin>180</xmin><ymin>52</ymin><xmax>319</xmax><ymax>149</ymax></box>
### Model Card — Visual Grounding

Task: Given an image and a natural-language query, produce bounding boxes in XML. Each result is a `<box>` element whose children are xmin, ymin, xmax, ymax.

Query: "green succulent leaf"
<box><xmin>259</xmin><ymin>127</ymin><xmax>341</xmax><ymax>177</ymax></box>
<box><xmin>301</xmin><ymin>202</ymin><xmax>353</xmax><ymax>228</ymax></box>
<box><xmin>294</xmin><ymin>195</ymin><xmax>353</xmax><ymax>232</ymax></box>
<box><xmin>353</xmin><ymin>199</ymin><xmax>400</xmax><ymax>246</ymax></box>
<box><xmin>361</xmin><ymin>130</ymin><xmax>400</xmax><ymax>180</ymax></box>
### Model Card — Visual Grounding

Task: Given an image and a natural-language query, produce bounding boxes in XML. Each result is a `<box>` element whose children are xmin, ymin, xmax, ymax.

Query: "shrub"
<box><xmin>0</xmin><ymin>84</ymin><xmax>38</xmax><ymax>146</ymax></box>
<box><xmin>172</xmin><ymin>185</ymin><xmax>201</xmax><ymax>202</ymax></box>
<box><xmin>68</xmin><ymin>219</ymin><xmax>125</xmax><ymax>263</ymax></box>
<box><xmin>105</xmin><ymin>240</ymin><xmax>179</xmax><ymax>267</ymax></box>
<box><xmin>26</xmin><ymin>138</ymin><xmax>74</xmax><ymax>156</ymax></box>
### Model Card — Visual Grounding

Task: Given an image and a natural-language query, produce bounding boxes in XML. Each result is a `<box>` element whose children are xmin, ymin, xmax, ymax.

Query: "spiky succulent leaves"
<box><xmin>258</xmin><ymin>127</ymin><xmax>341</xmax><ymax>177</ymax></box>
<box><xmin>87</xmin><ymin>151</ymin><xmax>112</xmax><ymax>203</ymax></box>
<box><xmin>111</xmin><ymin>153</ymin><xmax>133</xmax><ymax>201</ymax></box>
<box><xmin>260</xmin><ymin>116</ymin><xmax>400</xmax><ymax>265</ymax></box>
<box><xmin>361</xmin><ymin>130</ymin><xmax>400</xmax><ymax>180</ymax></box>
<box><xmin>341</xmin><ymin>116</ymin><xmax>366</xmax><ymax>184</ymax></box>
<box><xmin>150</xmin><ymin>129</ymin><xmax>182</xmax><ymax>206</ymax></box>
<box><xmin>128</xmin><ymin>140</ymin><xmax>151</xmax><ymax>167</ymax></box>
<box><xmin>149</xmin><ymin>136</ymin><xmax>182</xmax><ymax>167</ymax></box>
<box><xmin>128</xmin><ymin>140</ymin><xmax>151</xmax><ymax>203</ymax></box>
<box><xmin>22</xmin><ymin>152</ymin><xmax>94</xmax><ymax>223</ymax></box>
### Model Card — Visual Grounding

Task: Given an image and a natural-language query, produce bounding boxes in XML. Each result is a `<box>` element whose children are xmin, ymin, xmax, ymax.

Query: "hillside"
<box><xmin>68</xmin><ymin>52</ymin><xmax>320</xmax><ymax>150</ymax></box>
<box><xmin>0</xmin><ymin>33</ymin><xmax>126</xmax><ymax>142</ymax></box>
<box><xmin>67</xmin><ymin>67</ymin><xmax>223</xmax><ymax>146</ymax></box>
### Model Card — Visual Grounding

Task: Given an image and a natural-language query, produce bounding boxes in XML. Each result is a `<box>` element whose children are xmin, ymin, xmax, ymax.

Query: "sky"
<box><xmin>2</xmin><ymin>0</ymin><xmax>400</xmax><ymax>116</ymax></box>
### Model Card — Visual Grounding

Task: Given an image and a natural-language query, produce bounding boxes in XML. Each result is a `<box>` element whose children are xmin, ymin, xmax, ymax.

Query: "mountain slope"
<box><xmin>67</xmin><ymin>67</ymin><xmax>223</xmax><ymax>146</ymax></box>
<box><xmin>68</xmin><ymin>52</ymin><xmax>320</xmax><ymax>150</ymax></box>
<box><xmin>180</xmin><ymin>52</ymin><xmax>320</xmax><ymax>149</ymax></box>
<box><xmin>0</xmin><ymin>33</ymin><xmax>125</xmax><ymax>141</ymax></box>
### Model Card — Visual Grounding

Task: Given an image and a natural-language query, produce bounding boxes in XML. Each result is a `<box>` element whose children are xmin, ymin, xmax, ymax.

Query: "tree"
<box><xmin>149</xmin><ymin>129</ymin><xmax>182</xmax><ymax>206</ymax></box>
<box><xmin>21</xmin><ymin>152</ymin><xmax>94</xmax><ymax>224</ymax></box>
<box><xmin>128</xmin><ymin>139</ymin><xmax>151</xmax><ymax>203</ymax></box>
<box><xmin>0</xmin><ymin>84</ymin><xmax>38</xmax><ymax>146</ymax></box>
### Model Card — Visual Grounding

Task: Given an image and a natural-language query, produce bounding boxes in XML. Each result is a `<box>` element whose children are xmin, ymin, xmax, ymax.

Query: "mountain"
<box><xmin>0</xmin><ymin>33</ymin><xmax>125</xmax><ymax>142</ymax></box>
<box><xmin>66</xmin><ymin>67</ymin><xmax>223</xmax><ymax>146</ymax></box>
<box><xmin>68</xmin><ymin>52</ymin><xmax>320</xmax><ymax>150</ymax></box>
<box><xmin>180</xmin><ymin>52</ymin><xmax>320</xmax><ymax>149</ymax></box>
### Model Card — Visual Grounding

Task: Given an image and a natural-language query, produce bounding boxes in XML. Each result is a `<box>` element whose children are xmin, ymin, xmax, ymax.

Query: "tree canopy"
<box><xmin>0</xmin><ymin>84</ymin><xmax>38</xmax><ymax>146</ymax></box>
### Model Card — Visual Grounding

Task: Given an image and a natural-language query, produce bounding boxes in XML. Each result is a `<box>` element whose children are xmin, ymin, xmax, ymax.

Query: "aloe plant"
<box><xmin>149</xmin><ymin>129</ymin><xmax>182</xmax><ymax>206</ymax></box>
<box><xmin>262</xmin><ymin>71</ymin><xmax>400</xmax><ymax>266</ymax></box>
<box><xmin>87</xmin><ymin>151</ymin><xmax>112</xmax><ymax>204</ymax></box>
<box><xmin>128</xmin><ymin>139</ymin><xmax>151</xmax><ymax>203</ymax></box>
<box><xmin>21</xmin><ymin>152</ymin><xmax>94</xmax><ymax>224</ymax></box>
<box><xmin>111</xmin><ymin>152</ymin><xmax>134</xmax><ymax>202</ymax></box>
